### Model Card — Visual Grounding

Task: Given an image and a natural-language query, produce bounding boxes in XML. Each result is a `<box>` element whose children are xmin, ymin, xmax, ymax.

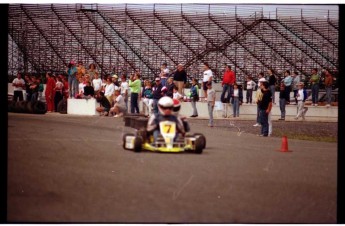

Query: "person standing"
<box><xmin>92</xmin><ymin>72</ymin><xmax>102</xmax><ymax>96</ymax></box>
<box><xmin>283</xmin><ymin>70</ymin><xmax>293</xmax><ymax>104</ymax></box>
<box><xmin>292</xmin><ymin>71</ymin><xmax>301</xmax><ymax>104</ymax></box>
<box><xmin>173</xmin><ymin>64</ymin><xmax>187</xmax><ymax>96</ymax></box>
<box><xmin>253</xmin><ymin>77</ymin><xmax>265</xmax><ymax>127</ymax></box>
<box><xmin>206</xmin><ymin>82</ymin><xmax>216</xmax><ymax>127</ymax></box>
<box><xmin>128</xmin><ymin>72</ymin><xmax>141</xmax><ymax>114</ymax></box>
<box><xmin>267</xmin><ymin>69</ymin><xmax>277</xmax><ymax>104</ymax></box>
<box><xmin>324</xmin><ymin>69</ymin><xmax>333</xmax><ymax>107</ymax></box>
<box><xmin>220</xmin><ymin>64</ymin><xmax>235</xmax><ymax>104</ymax></box>
<box><xmin>258</xmin><ymin>81</ymin><xmax>272</xmax><ymax>137</ymax></box>
<box><xmin>190</xmin><ymin>78</ymin><xmax>199</xmax><ymax>117</ymax></box>
<box><xmin>231</xmin><ymin>83</ymin><xmax>243</xmax><ymax>117</ymax></box>
<box><xmin>246</xmin><ymin>76</ymin><xmax>256</xmax><ymax>104</ymax></box>
<box><xmin>24</xmin><ymin>75</ymin><xmax>32</xmax><ymax>101</ymax></box>
<box><xmin>159</xmin><ymin>62</ymin><xmax>169</xmax><ymax>87</ymax></box>
<box><xmin>278</xmin><ymin>82</ymin><xmax>286</xmax><ymax>120</ymax></box>
<box><xmin>202</xmin><ymin>63</ymin><xmax>213</xmax><ymax>101</ymax></box>
<box><xmin>152</xmin><ymin>77</ymin><xmax>163</xmax><ymax>114</ymax></box>
<box><xmin>45</xmin><ymin>72</ymin><xmax>56</xmax><ymax>112</ymax></box>
<box><xmin>12</xmin><ymin>72</ymin><xmax>25</xmax><ymax>102</ymax></box>
<box><xmin>87</xmin><ymin>63</ymin><xmax>98</xmax><ymax>82</ymax></box>
<box><xmin>54</xmin><ymin>76</ymin><xmax>64</xmax><ymax>112</ymax></box>
<box><xmin>66</xmin><ymin>60</ymin><xmax>78</xmax><ymax>98</ymax></box>
<box><xmin>310</xmin><ymin>68</ymin><xmax>320</xmax><ymax>106</ymax></box>
<box><xmin>294</xmin><ymin>82</ymin><xmax>308</xmax><ymax>120</ymax></box>
<box><xmin>120</xmin><ymin>74</ymin><xmax>129</xmax><ymax>112</ymax></box>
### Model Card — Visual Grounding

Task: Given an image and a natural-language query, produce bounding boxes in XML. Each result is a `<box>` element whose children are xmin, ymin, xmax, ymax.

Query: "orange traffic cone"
<box><xmin>277</xmin><ymin>136</ymin><xmax>292</xmax><ymax>152</ymax></box>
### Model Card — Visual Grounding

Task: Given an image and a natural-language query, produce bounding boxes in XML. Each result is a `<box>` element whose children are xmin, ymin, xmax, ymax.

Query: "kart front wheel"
<box><xmin>195</xmin><ymin>137</ymin><xmax>204</xmax><ymax>154</ymax></box>
<box><xmin>194</xmin><ymin>133</ymin><xmax>206</xmax><ymax>149</ymax></box>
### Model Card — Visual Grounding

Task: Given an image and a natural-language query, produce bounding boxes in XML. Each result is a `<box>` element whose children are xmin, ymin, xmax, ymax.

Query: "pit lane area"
<box><xmin>7</xmin><ymin>113</ymin><xmax>337</xmax><ymax>223</ymax></box>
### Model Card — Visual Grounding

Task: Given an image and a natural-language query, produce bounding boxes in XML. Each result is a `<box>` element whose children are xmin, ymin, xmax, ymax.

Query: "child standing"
<box><xmin>206</xmin><ymin>82</ymin><xmax>216</xmax><ymax>127</ymax></box>
<box><xmin>231</xmin><ymin>83</ymin><xmax>243</xmax><ymax>117</ymax></box>
<box><xmin>142</xmin><ymin>80</ymin><xmax>153</xmax><ymax>117</ymax></box>
<box><xmin>246</xmin><ymin>76</ymin><xmax>256</xmax><ymax>104</ymax></box>
<box><xmin>189</xmin><ymin>78</ymin><xmax>199</xmax><ymax>117</ymax></box>
<box><xmin>173</xmin><ymin>86</ymin><xmax>183</xmax><ymax>100</ymax></box>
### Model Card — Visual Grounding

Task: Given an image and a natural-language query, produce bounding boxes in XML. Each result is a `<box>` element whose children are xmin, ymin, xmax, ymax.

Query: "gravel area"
<box><xmin>188</xmin><ymin>119</ymin><xmax>338</xmax><ymax>143</ymax></box>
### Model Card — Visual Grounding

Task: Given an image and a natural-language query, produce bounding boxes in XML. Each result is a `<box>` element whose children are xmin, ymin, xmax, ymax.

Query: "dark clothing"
<box><xmin>220</xmin><ymin>84</ymin><xmax>233</xmax><ymax>103</ymax></box>
<box><xmin>13</xmin><ymin>91</ymin><xmax>23</xmax><ymax>102</ymax></box>
<box><xmin>131</xmin><ymin>92</ymin><xmax>140</xmax><ymax>114</ymax></box>
<box><xmin>152</xmin><ymin>84</ymin><xmax>163</xmax><ymax>100</ymax></box>
<box><xmin>83</xmin><ymin>86</ymin><xmax>95</xmax><ymax>97</ymax></box>
<box><xmin>258</xmin><ymin>89</ymin><xmax>272</xmax><ymax>110</ymax></box>
<box><xmin>142</xmin><ymin>87</ymin><xmax>153</xmax><ymax>98</ymax></box>
<box><xmin>230</xmin><ymin>87</ymin><xmax>243</xmax><ymax>104</ymax></box>
<box><xmin>165</xmin><ymin>83</ymin><xmax>175</xmax><ymax>98</ymax></box>
<box><xmin>259</xmin><ymin>109</ymin><xmax>269</xmax><ymax>136</ymax></box>
<box><xmin>173</xmin><ymin>70</ymin><xmax>187</xmax><ymax>83</ymax></box>
<box><xmin>54</xmin><ymin>91</ymin><xmax>63</xmax><ymax>112</ymax></box>
<box><xmin>25</xmin><ymin>81</ymin><xmax>32</xmax><ymax>101</ymax></box>
<box><xmin>98</xmin><ymin>96</ymin><xmax>111</xmax><ymax>109</ymax></box>
<box><xmin>268</xmin><ymin>75</ymin><xmax>277</xmax><ymax>86</ymax></box>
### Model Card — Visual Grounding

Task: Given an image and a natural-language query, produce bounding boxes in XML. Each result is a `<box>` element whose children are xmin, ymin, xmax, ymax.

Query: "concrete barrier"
<box><xmin>67</xmin><ymin>98</ymin><xmax>99</xmax><ymax>116</ymax></box>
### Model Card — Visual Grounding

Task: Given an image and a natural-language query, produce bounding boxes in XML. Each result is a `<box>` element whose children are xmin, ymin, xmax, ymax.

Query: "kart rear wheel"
<box><xmin>134</xmin><ymin>136</ymin><xmax>143</xmax><ymax>153</ymax></box>
<box><xmin>123</xmin><ymin>133</ymin><xmax>135</xmax><ymax>150</ymax></box>
<box><xmin>195</xmin><ymin>137</ymin><xmax>204</xmax><ymax>154</ymax></box>
<box><xmin>194</xmin><ymin>133</ymin><xmax>206</xmax><ymax>149</ymax></box>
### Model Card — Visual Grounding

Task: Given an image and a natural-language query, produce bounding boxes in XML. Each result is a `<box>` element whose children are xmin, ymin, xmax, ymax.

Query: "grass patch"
<box><xmin>273</xmin><ymin>130</ymin><xmax>337</xmax><ymax>143</ymax></box>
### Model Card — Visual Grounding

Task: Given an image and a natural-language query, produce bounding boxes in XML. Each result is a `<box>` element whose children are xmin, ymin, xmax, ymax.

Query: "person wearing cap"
<box><xmin>221</xmin><ymin>64</ymin><xmax>235</xmax><ymax>103</ymax></box>
<box><xmin>128</xmin><ymin>72</ymin><xmax>141</xmax><ymax>114</ymax></box>
<box><xmin>159</xmin><ymin>62</ymin><xmax>169</xmax><ymax>87</ymax></box>
<box><xmin>173</xmin><ymin>64</ymin><xmax>187</xmax><ymax>96</ymax></box>
<box><xmin>295</xmin><ymin>82</ymin><xmax>308</xmax><ymax>120</ymax></box>
<box><xmin>152</xmin><ymin>77</ymin><xmax>163</xmax><ymax>114</ymax></box>
<box><xmin>66</xmin><ymin>60</ymin><xmax>78</xmax><ymax>98</ymax></box>
<box><xmin>112</xmin><ymin>74</ymin><xmax>120</xmax><ymax>87</ymax></box>
<box><xmin>253</xmin><ymin>73</ymin><xmax>265</xmax><ymax>127</ymax></box>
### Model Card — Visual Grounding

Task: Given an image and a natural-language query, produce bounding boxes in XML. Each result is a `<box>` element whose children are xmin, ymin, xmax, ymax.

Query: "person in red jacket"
<box><xmin>220</xmin><ymin>64</ymin><xmax>236</xmax><ymax>103</ymax></box>
<box><xmin>45</xmin><ymin>72</ymin><xmax>56</xmax><ymax>112</ymax></box>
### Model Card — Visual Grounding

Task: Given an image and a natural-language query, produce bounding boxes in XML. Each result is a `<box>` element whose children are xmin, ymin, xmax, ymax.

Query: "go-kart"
<box><xmin>122</xmin><ymin>118</ymin><xmax>206</xmax><ymax>154</ymax></box>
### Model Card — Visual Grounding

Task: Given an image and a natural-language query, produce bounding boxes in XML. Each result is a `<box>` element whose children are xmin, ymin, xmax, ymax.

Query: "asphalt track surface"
<box><xmin>7</xmin><ymin>113</ymin><xmax>337</xmax><ymax>223</ymax></box>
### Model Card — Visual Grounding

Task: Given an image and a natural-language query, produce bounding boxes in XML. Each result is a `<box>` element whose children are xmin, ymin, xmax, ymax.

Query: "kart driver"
<box><xmin>147</xmin><ymin>96</ymin><xmax>185</xmax><ymax>141</ymax></box>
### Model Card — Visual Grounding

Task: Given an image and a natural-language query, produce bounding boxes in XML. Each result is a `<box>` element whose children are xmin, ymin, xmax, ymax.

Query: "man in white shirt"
<box><xmin>202</xmin><ymin>63</ymin><xmax>213</xmax><ymax>100</ymax></box>
<box><xmin>12</xmin><ymin>73</ymin><xmax>26</xmax><ymax>102</ymax></box>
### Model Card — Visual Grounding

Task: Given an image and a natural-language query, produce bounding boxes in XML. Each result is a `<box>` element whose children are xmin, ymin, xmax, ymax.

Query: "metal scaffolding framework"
<box><xmin>8</xmin><ymin>4</ymin><xmax>339</xmax><ymax>82</ymax></box>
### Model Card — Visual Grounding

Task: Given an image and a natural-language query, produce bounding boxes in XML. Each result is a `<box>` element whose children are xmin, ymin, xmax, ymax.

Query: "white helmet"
<box><xmin>158</xmin><ymin>96</ymin><xmax>174</xmax><ymax>115</ymax></box>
